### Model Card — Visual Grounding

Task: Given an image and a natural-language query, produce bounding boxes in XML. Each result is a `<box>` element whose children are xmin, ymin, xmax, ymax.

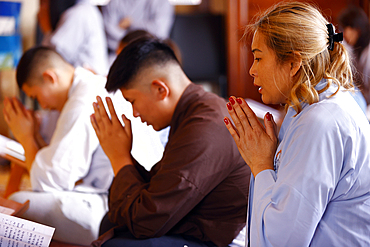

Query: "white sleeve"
<box><xmin>249</xmin><ymin>109</ymin><xmax>343</xmax><ymax>246</ymax></box>
<box><xmin>30</xmin><ymin>102</ymin><xmax>99</xmax><ymax>192</ymax></box>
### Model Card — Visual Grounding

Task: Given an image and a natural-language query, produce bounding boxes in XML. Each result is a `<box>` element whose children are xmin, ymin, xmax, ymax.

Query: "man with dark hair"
<box><xmin>91</xmin><ymin>38</ymin><xmax>251</xmax><ymax>247</ymax></box>
<box><xmin>3</xmin><ymin>46</ymin><xmax>164</xmax><ymax>245</ymax></box>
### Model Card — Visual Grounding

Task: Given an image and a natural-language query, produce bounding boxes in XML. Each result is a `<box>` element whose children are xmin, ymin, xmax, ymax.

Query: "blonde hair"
<box><xmin>246</xmin><ymin>2</ymin><xmax>353</xmax><ymax>113</ymax></box>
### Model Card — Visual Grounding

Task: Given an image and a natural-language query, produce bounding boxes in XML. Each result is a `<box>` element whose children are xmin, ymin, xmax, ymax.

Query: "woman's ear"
<box><xmin>42</xmin><ymin>69</ymin><xmax>58</xmax><ymax>85</ymax></box>
<box><xmin>290</xmin><ymin>52</ymin><xmax>302</xmax><ymax>78</ymax></box>
<box><xmin>151</xmin><ymin>79</ymin><xmax>169</xmax><ymax>100</ymax></box>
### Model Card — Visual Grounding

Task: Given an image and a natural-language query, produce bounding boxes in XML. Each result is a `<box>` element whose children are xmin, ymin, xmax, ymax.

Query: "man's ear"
<box><xmin>290</xmin><ymin>52</ymin><xmax>302</xmax><ymax>78</ymax></box>
<box><xmin>42</xmin><ymin>69</ymin><xmax>58</xmax><ymax>85</ymax></box>
<box><xmin>151</xmin><ymin>79</ymin><xmax>169</xmax><ymax>100</ymax></box>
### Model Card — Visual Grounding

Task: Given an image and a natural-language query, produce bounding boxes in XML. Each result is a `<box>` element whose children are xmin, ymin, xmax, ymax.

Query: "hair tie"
<box><xmin>327</xmin><ymin>24</ymin><xmax>343</xmax><ymax>51</ymax></box>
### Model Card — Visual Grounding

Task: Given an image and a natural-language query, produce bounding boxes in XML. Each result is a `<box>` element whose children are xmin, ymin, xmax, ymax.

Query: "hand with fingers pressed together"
<box><xmin>90</xmin><ymin>96</ymin><xmax>133</xmax><ymax>175</ymax></box>
<box><xmin>3</xmin><ymin>96</ymin><xmax>41</xmax><ymax>170</ymax></box>
<box><xmin>224</xmin><ymin>96</ymin><xmax>278</xmax><ymax>177</ymax></box>
<box><xmin>3</xmin><ymin>97</ymin><xmax>36</xmax><ymax>144</ymax></box>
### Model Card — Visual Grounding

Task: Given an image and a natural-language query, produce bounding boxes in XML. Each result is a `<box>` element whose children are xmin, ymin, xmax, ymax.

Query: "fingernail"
<box><xmin>229</xmin><ymin>97</ymin><xmax>235</xmax><ymax>105</ymax></box>
<box><xmin>227</xmin><ymin>102</ymin><xmax>232</xmax><ymax>110</ymax></box>
<box><xmin>236</xmin><ymin>98</ymin><xmax>242</xmax><ymax>104</ymax></box>
<box><xmin>224</xmin><ymin>118</ymin><xmax>229</xmax><ymax>125</ymax></box>
<box><xmin>266</xmin><ymin>112</ymin><xmax>272</xmax><ymax>121</ymax></box>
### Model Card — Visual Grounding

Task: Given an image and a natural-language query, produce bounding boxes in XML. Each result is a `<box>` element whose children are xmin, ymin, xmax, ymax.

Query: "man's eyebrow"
<box><xmin>252</xmin><ymin>49</ymin><xmax>262</xmax><ymax>53</ymax></box>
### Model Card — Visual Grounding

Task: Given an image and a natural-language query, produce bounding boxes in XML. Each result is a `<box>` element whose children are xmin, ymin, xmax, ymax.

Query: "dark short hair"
<box><xmin>106</xmin><ymin>38</ymin><xmax>180</xmax><ymax>92</ymax></box>
<box><xmin>16</xmin><ymin>46</ymin><xmax>66</xmax><ymax>88</ymax></box>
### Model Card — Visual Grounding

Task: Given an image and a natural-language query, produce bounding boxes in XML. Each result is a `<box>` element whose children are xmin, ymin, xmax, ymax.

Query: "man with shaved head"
<box><xmin>91</xmin><ymin>38</ymin><xmax>251</xmax><ymax>247</ymax></box>
<box><xmin>4</xmin><ymin>46</ymin><xmax>164</xmax><ymax>245</ymax></box>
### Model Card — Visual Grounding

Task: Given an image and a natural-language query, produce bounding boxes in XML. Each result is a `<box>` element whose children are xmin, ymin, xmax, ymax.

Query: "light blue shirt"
<box><xmin>247</xmin><ymin>80</ymin><xmax>370</xmax><ymax>246</ymax></box>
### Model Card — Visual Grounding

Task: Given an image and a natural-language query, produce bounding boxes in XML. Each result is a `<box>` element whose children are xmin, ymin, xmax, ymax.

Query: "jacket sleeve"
<box><xmin>108</xmin><ymin>119</ymin><xmax>234</xmax><ymax>238</ymax></box>
<box><xmin>249</xmin><ymin>108</ymin><xmax>344</xmax><ymax>246</ymax></box>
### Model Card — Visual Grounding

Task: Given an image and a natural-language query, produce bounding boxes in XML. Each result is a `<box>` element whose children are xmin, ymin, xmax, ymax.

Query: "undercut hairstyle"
<box><xmin>106</xmin><ymin>38</ymin><xmax>180</xmax><ymax>92</ymax></box>
<box><xmin>246</xmin><ymin>2</ymin><xmax>353</xmax><ymax>114</ymax></box>
<box><xmin>16</xmin><ymin>46</ymin><xmax>67</xmax><ymax>88</ymax></box>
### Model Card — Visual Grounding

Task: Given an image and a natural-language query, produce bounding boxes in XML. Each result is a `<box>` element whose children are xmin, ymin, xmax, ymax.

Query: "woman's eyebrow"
<box><xmin>252</xmin><ymin>48</ymin><xmax>262</xmax><ymax>53</ymax></box>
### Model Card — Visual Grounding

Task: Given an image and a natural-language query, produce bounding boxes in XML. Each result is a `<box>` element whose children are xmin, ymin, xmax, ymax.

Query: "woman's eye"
<box><xmin>254</xmin><ymin>58</ymin><xmax>261</xmax><ymax>62</ymax></box>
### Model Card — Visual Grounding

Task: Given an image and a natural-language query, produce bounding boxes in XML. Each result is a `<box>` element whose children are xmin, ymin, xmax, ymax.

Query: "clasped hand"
<box><xmin>90</xmin><ymin>96</ymin><xmax>133</xmax><ymax>174</ymax></box>
<box><xmin>224</xmin><ymin>96</ymin><xmax>278</xmax><ymax>177</ymax></box>
<box><xmin>3</xmin><ymin>97</ymin><xmax>37</xmax><ymax>145</ymax></box>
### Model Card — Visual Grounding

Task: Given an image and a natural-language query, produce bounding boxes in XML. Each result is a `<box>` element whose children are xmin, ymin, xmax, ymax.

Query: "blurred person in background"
<box><xmin>101</xmin><ymin>0</ymin><xmax>174</xmax><ymax>64</ymax></box>
<box><xmin>36</xmin><ymin>0</ymin><xmax>110</xmax><ymax>146</ymax></box>
<box><xmin>38</xmin><ymin>0</ymin><xmax>108</xmax><ymax>76</ymax></box>
<box><xmin>5</xmin><ymin>46</ymin><xmax>164</xmax><ymax>245</ymax></box>
<box><xmin>338</xmin><ymin>6</ymin><xmax>370</xmax><ymax>112</ymax></box>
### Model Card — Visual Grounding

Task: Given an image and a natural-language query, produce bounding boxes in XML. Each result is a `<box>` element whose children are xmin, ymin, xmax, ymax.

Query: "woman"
<box><xmin>224</xmin><ymin>2</ymin><xmax>370</xmax><ymax>246</ymax></box>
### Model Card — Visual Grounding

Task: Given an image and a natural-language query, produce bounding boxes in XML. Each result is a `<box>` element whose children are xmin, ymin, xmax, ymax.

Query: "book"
<box><xmin>0</xmin><ymin>134</ymin><xmax>25</xmax><ymax>162</ymax></box>
<box><xmin>0</xmin><ymin>197</ymin><xmax>29</xmax><ymax>217</ymax></box>
<box><xmin>0</xmin><ymin>212</ymin><xmax>55</xmax><ymax>247</ymax></box>
<box><xmin>245</xmin><ymin>98</ymin><xmax>284</xmax><ymax>124</ymax></box>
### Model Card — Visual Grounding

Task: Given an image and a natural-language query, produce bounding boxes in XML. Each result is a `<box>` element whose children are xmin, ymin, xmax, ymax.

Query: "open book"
<box><xmin>0</xmin><ymin>212</ymin><xmax>55</xmax><ymax>247</ymax></box>
<box><xmin>245</xmin><ymin>98</ymin><xmax>284</xmax><ymax>124</ymax></box>
<box><xmin>0</xmin><ymin>134</ymin><xmax>25</xmax><ymax>162</ymax></box>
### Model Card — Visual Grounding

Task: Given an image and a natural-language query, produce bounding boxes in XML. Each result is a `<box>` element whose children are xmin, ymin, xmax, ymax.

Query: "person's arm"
<box><xmin>102</xmin><ymin>121</ymin><xmax>235</xmax><ymax>238</ymax></box>
<box><xmin>3</xmin><ymin>97</ymin><xmax>39</xmax><ymax>171</ymax></box>
<box><xmin>91</xmin><ymin>96</ymin><xmax>133</xmax><ymax>174</ymax></box>
<box><xmin>37</xmin><ymin>0</ymin><xmax>52</xmax><ymax>34</ymax></box>
<box><xmin>30</xmin><ymin>101</ymin><xmax>99</xmax><ymax>192</ymax></box>
<box><xmin>101</xmin><ymin>1</ymin><xmax>127</xmax><ymax>51</ymax></box>
<box><xmin>224</xmin><ymin>97</ymin><xmax>278</xmax><ymax>177</ymax></box>
<box><xmin>246</xmin><ymin>107</ymin><xmax>342</xmax><ymax>246</ymax></box>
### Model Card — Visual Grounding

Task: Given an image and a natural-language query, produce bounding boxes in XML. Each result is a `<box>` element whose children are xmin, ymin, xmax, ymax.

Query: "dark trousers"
<box><xmin>99</xmin><ymin>213</ymin><xmax>216</xmax><ymax>247</ymax></box>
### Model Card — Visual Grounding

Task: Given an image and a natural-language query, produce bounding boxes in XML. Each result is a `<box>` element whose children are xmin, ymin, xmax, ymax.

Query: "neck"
<box><xmin>165</xmin><ymin>70</ymin><xmax>192</xmax><ymax>124</ymax></box>
<box><xmin>57</xmin><ymin>65</ymin><xmax>75</xmax><ymax>111</ymax></box>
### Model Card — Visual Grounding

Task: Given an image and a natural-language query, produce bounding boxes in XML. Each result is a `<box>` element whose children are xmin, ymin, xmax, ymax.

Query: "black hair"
<box><xmin>338</xmin><ymin>5</ymin><xmax>370</xmax><ymax>59</ymax></box>
<box><xmin>106</xmin><ymin>38</ymin><xmax>180</xmax><ymax>92</ymax></box>
<box><xmin>16</xmin><ymin>46</ymin><xmax>65</xmax><ymax>88</ymax></box>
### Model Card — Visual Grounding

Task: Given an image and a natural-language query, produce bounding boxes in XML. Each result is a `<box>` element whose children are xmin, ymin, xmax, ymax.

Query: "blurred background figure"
<box><xmin>116</xmin><ymin>29</ymin><xmax>182</xmax><ymax>65</ymax></box>
<box><xmin>38</xmin><ymin>0</ymin><xmax>108</xmax><ymax>76</ymax></box>
<box><xmin>101</xmin><ymin>0</ymin><xmax>174</xmax><ymax>64</ymax></box>
<box><xmin>338</xmin><ymin>6</ymin><xmax>370</xmax><ymax>110</ymax></box>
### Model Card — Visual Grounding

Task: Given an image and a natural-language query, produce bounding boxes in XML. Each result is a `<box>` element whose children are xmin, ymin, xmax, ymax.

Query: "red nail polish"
<box><xmin>266</xmin><ymin>112</ymin><xmax>272</xmax><ymax>121</ymax></box>
<box><xmin>224</xmin><ymin>118</ymin><xmax>229</xmax><ymax>125</ymax></box>
<box><xmin>236</xmin><ymin>98</ymin><xmax>242</xmax><ymax>104</ymax></box>
<box><xmin>229</xmin><ymin>97</ymin><xmax>235</xmax><ymax>105</ymax></box>
<box><xmin>227</xmin><ymin>102</ymin><xmax>232</xmax><ymax>110</ymax></box>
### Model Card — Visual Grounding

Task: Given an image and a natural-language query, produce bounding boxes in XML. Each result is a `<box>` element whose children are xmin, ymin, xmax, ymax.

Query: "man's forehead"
<box><xmin>119</xmin><ymin>86</ymin><xmax>140</xmax><ymax>100</ymax></box>
<box><xmin>22</xmin><ymin>82</ymin><xmax>36</xmax><ymax>93</ymax></box>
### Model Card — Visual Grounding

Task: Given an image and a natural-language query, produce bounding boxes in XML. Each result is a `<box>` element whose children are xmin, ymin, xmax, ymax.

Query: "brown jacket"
<box><xmin>107</xmin><ymin>83</ymin><xmax>250</xmax><ymax>246</ymax></box>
